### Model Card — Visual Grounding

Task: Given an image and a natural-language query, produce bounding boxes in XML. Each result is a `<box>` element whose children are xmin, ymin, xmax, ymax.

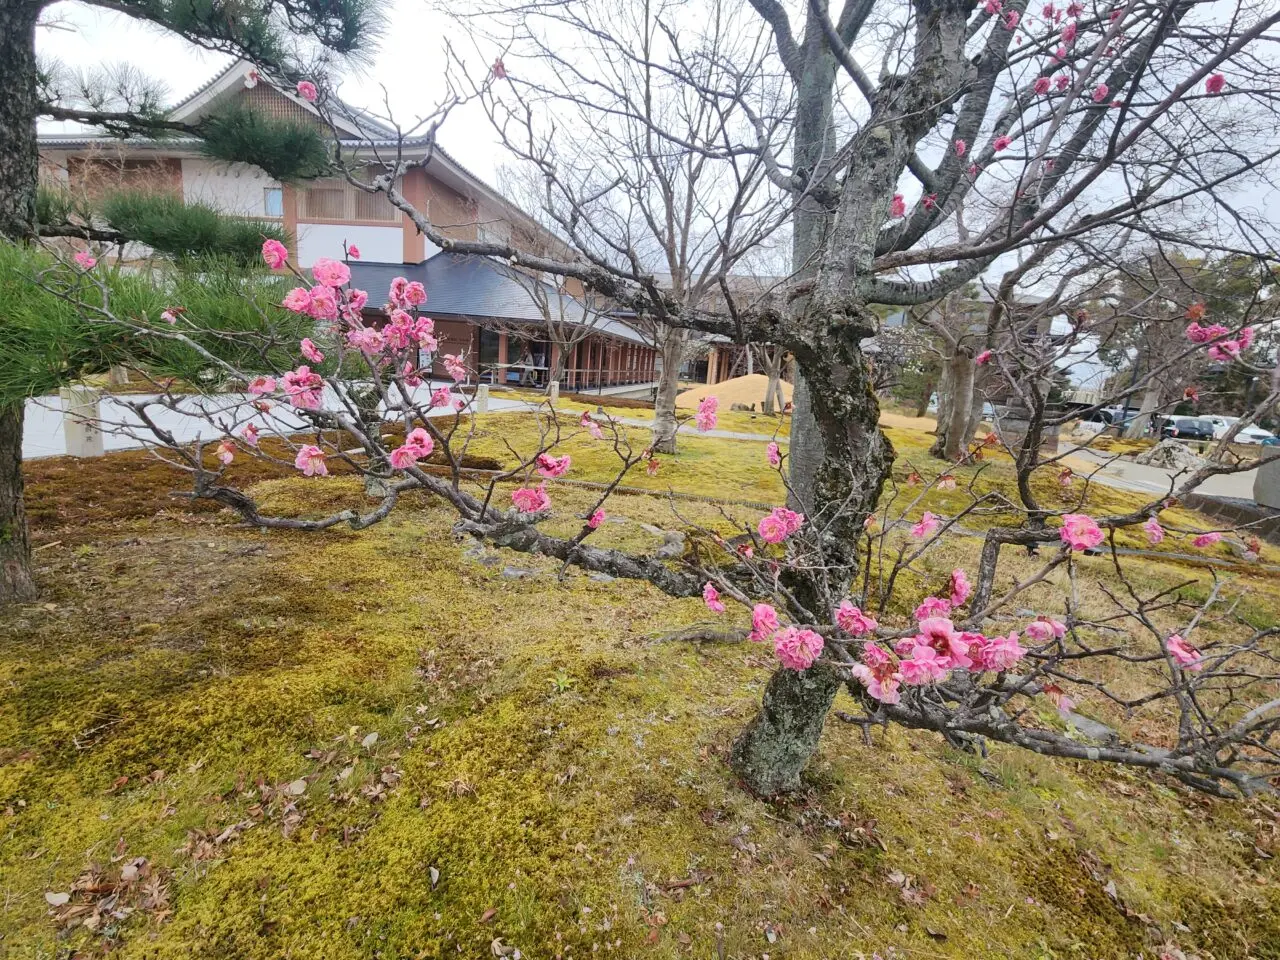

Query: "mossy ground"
<box><xmin>2</xmin><ymin>415</ymin><xmax>1277</xmax><ymax>958</ymax></box>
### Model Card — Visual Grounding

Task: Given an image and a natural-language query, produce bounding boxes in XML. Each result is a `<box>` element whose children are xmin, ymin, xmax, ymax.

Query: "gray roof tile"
<box><xmin>348</xmin><ymin>254</ymin><xmax>648</xmax><ymax>344</ymax></box>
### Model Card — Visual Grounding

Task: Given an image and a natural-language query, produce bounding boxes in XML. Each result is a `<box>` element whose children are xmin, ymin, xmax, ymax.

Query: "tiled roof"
<box><xmin>349</xmin><ymin>254</ymin><xmax>648</xmax><ymax>344</ymax></box>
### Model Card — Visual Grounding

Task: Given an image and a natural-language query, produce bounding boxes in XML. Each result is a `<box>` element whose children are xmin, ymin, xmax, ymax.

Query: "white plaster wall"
<box><xmin>296</xmin><ymin>223</ymin><xmax>403</xmax><ymax>268</ymax></box>
<box><xmin>181</xmin><ymin>158</ymin><xmax>278</xmax><ymax>216</ymax></box>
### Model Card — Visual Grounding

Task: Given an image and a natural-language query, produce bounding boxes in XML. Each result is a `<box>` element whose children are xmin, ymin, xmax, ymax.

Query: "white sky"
<box><xmin>37</xmin><ymin>0</ymin><xmax>508</xmax><ymax>183</ymax></box>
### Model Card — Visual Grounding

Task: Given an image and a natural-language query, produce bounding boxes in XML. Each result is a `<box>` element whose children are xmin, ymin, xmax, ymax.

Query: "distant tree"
<box><xmin>1091</xmin><ymin>253</ymin><xmax>1273</xmax><ymax>437</ymax></box>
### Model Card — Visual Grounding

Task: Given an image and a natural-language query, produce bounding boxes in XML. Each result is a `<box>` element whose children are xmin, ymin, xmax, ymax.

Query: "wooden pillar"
<box><xmin>282</xmin><ymin>183</ymin><xmax>299</xmax><ymax>264</ymax></box>
<box><xmin>497</xmin><ymin>332</ymin><xmax>509</xmax><ymax>386</ymax></box>
<box><xmin>550</xmin><ymin>343</ymin><xmax>562</xmax><ymax>391</ymax></box>
<box><xmin>402</xmin><ymin>168</ymin><xmax>429</xmax><ymax>263</ymax></box>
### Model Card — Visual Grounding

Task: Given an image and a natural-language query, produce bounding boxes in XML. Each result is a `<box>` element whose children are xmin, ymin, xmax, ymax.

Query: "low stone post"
<box><xmin>548</xmin><ymin>381</ymin><xmax>560</xmax><ymax>405</ymax></box>
<box><xmin>476</xmin><ymin>383</ymin><xmax>490</xmax><ymax>413</ymax></box>
<box><xmin>59</xmin><ymin>386</ymin><xmax>104</xmax><ymax>458</ymax></box>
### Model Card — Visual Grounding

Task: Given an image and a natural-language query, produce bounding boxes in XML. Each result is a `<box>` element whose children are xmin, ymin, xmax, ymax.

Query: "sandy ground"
<box><xmin>878</xmin><ymin>411</ymin><xmax>939</xmax><ymax>432</ymax></box>
<box><xmin>676</xmin><ymin>373</ymin><xmax>793</xmax><ymax>410</ymax></box>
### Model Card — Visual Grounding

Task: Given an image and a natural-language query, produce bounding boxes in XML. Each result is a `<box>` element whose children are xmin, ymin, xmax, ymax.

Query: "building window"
<box><xmin>300</xmin><ymin>175</ymin><xmax>399</xmax><ymax>222</ymax></box>
<box><xmin>264</xmin><ymin>187</ymin><xmax>284</xmax><ymax>218</ymax></box>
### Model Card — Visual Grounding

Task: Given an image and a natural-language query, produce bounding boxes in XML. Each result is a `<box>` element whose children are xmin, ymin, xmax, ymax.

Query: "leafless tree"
<box><xmin>458</xmin><ymin>0</ymin><xmax>793</xmax><ymax>452</ymax></box>
<box><xmin>46</xmin><ymin>0</ymin><xmax>1280</xmax><ymax>799</ymax></box>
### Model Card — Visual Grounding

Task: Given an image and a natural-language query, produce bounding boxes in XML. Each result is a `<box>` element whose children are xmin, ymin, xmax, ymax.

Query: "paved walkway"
<box><xmin>20</xmin><ymin>383</ymin><xmax>770</xmax><ymax>460</ymax></box>
<box><xmin>1062</xmin><ymin>445</ymin><xmax>1257</xmax><ymax>499</ymax></box>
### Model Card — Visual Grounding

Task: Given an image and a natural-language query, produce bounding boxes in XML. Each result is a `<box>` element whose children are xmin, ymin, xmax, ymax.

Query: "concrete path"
<box><xmin>1062</xmin><ymin>445</ymin><xmax>1257</xmax><ymax>499</ymax></box>
<box><xmin>22</xmin><ymin>386</ymin><xmax>782</xmax><ymax>460</ymax></box>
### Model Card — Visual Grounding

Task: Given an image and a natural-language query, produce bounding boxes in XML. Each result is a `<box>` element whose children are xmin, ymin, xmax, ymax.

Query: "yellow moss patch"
<box><xmin>3</xmin><ymin>423</ymin><xmax>1277</xmax><ymax>958</ymax></box>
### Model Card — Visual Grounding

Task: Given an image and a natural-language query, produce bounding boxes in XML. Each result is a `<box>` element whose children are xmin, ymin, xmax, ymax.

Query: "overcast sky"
<box><xmin>37</xmin><ymin>0</ymin><xmax>508</xmax><ymax>183</ymax></box>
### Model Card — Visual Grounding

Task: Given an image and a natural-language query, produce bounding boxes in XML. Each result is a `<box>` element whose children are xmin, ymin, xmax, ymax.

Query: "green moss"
<box><xmin>3</xmin><ymin>422</ymin><xmax>1278</xmax><ymax>958</ymax></box>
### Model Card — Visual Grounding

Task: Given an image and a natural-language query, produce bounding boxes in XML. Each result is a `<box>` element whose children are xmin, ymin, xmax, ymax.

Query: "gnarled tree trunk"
<box><xmin>930</xmin><ymin>351</ymin><xmax>977</xmax><ymax>460</ymax></box>
<box><xmin>730</xmin><ymin>664</ymin><xmax>843</xmax><ymax>795</ymax></box>
<box><xmin>0</xmin><ymin>0</ymin><xmax>42</xmax><ymax>603</ymax></box>
<box><xmin>650</xmin><ymin>329</ymin><xmax>685</xmax><ymax>454</ymax></box>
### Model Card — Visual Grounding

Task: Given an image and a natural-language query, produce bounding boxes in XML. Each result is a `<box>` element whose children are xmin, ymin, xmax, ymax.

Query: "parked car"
<box><xmin>1235</xmin><ymin>425</ymin><xmax>1276</xmax><ymax>445</ymax></box>
<box><xmin>1203</xmin><ymin>415</ymin><xmax>1239</xmax><ymax>439</ymax></box>
<box><xmin>1161</xmin><ymin>417</ymin><xmax>1215</xmax><ymax>441</ymax></box>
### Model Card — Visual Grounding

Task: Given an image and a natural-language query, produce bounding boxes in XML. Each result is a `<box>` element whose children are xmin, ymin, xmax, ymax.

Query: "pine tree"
<box><xmin>0</xmin><ymin>0</ymin><xmax>378</xmax><ymax>602</ymax></box>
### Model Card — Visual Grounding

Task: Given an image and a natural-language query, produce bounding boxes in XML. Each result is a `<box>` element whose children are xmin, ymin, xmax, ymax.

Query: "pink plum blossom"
<box><xmin>1144</xmin><ymin>516</ymin><xmax>1165</xmax><ymax>544</ymax></box>
<box><xmin>773</xmin><ymin>627</ymin><xmax>824</xmax><ymax>671</ymax></box>
<box><xmin>389</xmin><ymin>444</ymin><xmax>421</xmax><ymax>470</ymax></box>
<box><xmin>306</xmin><ymin>286</ymin><xmax>339</xmax><ymax>322</ymax></box>
<box><xmin>1166</xmin><ymin>634</ymin><xmax>1204</xmax><ymax>671</ymax></box>
<box><xmin>73</xmin><ymin>250</ymin><xmax>97</xmax><ymax>270</ymax></box>
<box><xmin>347</xmin><ymin>288</ymin><xmax>369</xmax><ymax>314</ymax></box>
<box><xmin>899</xmin><ymin>645</ymin><xmax>949</xmax><ymax>685</ymax></box>
<box><xmin>914</xmin><ymin>596</ymin><xmax>952</xmax><ymax>621</ymax></box>
<box><xmin>262</xmin><ymin>239</ymin><xmax>288</xmax><ymax>269</ymax></box>
<box><xmin>300</xmin><ymin>338</ymin><xmax>325</xmax><ymax>364</ymax></box>
<box><xmin>954</xmin><ymin>139</ymin><xmax>967</xmax><ymax>156</ymax></box>
<box><xmin>346</xmin><ymin>326</ymin><xmax>385</xmax><ymax>356</ymax></box>
<box><xmin>993</xmin><ymin>135</ymin><xmax>1012</xmax><ymax>151</ymax></box>
<box><xmin>937</xmin><ymin>474</ymin><xmax>957</xmax><ymax>491</ymax></box>
<box><xmin>850</xmin><ymin>649</ymin><xmax>902</xmax><ymax>704</ymax></box>
<box><xmin>1092</xmin><ymin>83</ymin><xmax>1109</xmax><ymax>102</ymax></box>
<box><xmin>703</xmin><ymin>582</ymin><xmax>726</xmax><ymax>614</ymax></box>
<box><xmin>1061</xmin><ymin>21</ymin><xmax>1077</xmax><ymax>44</ymax></box>
<box><xmin>1055</xmin><ymin>74</ymin><xmax>1071</xmax><ymax>91</ymax></box>
<box><xmin>983</xmin><ymin>0</ymin><xmax>1001</xmax><ymax>12</ymax></box>
<box><xmin>443</xmin><ymin>353</ymin><xmax>467</xmax><ymax>382</ymax></box>
<box><xmin>311</xmin><ymin>257</ymin><xmax>350</xmax><ymax>288</ymax></box>
<box><xmin>890</xmin><ymin>194</ymin><xmax>906</xmax><ymax>218</ymax></box>
<box><xmin>835</xmin><ymin>601</ymin><xmax>878</xmax><ymax>637</ymax></box>
<box><xmin>1060</xmin><ymin>513</ymin><xmax>1103</xmax><ymax>551</ymax></box>
<box><xmin>587</xmin><ymin>509</ymin><xmax>605</xmax><ymax>529</ymax></box>
<box><xmin>401</xmin><ymin>361</ymin><xmax>423</xmax><ymax>388</ymax></box>
<box><xmin>646</xmin><ymin>458</ymin><xmax>660</xmax><ymax>476</ymax></box>
<box><xmin>1004</xmin><ymin>9</ymin><xmax>1020</xmax><ymax>28</ymax></box>
<box><xmin>216</xmin><ymin>440</ymin><xmax>235</xmax><ymax>465</ymax></box>
<box><xmin>240</xmin><ymin>423</ymin><xmax>260</xmax><ymax>446</ymax></box>
<box><xmin>949</xmin><ymin>568</ymin><xmax>972</xmax><ymax>607</ymax></box>
<box><xmin>1206</xmin><ymin>73</ymin><xmax>1226</xmax><ymax>95</ymax></box>
<box><xmin>750</xmin><ymin>603</ymin><xmax>780</xmax><ymax>642</ymax></box>
<box><xmin>347</xmin><ymin>245</ymin><xmax>361</xmax><ymax>259</ymax></box>
<box><xmin>248</xmin><ymin>375</ymin><xmax>276</xmax><ymax>395</ymax></box>
<box><xmin>975</xmin><ymin>349</ymin><xmax>992</xmax><ymax>365</ymax></box>
<box><xmin>282</xmin><ymin>366</ymin><xmax>324</xmax><ymax>410</ymax></box>
<box><xmin>405</xmin><ymin>427</ymin><xmax>434</xmax><ymax>457</ymax></box>
<box><xmin>971</xmin><ymin>632</ymin><xmax>1026</xmax><ymax>671</ymax></box>
<box><xmin>1193</xmin><ymin>531</ymin><xmax>1222</xmax><ymax>548</ymax></box>
<box><xmin>696</xmin><ymin>395</ymin><xmax>719</xmax><ymax>431</ymax></box>
<box><xmin>296</xmin><ymin>80</ymin><xmax>318</xmax><ymax>102</ymax></box>
<box><xmin>916</xmin><ymin>616</ymin><xmax>972</xmax><ymax>669</ymax></box>
<box><xmin>512</xmin><ymin>483</ymin><xmax>551</xmax><ymax>513</ymax></box>
<box><xmin>922</xmin><ymin>193</ymin><xmax>938</xmax><ymax>211</ymax></box>
<box><xmin>1042</xmin><ymin>682</ymin><xmax>1075</xmax><ymax>715</ymax></box>
<box><xmin>282</xmin><ymin>287</ymin><xmax>312</xmax><ymax>313</ymax></box>
<box><xmin>294</xmin><ymin>444</ymin><xmax>328</xmax><ymax>477</ymax></box>
<box><xmin>1185</xmin><ymin>321</ymin><xmax>1230</xmax><ymax>343</ymax></box>
<box><xmin>1024</xmin><ymin>618</ymin><xmax>1066</xmax><ymax>642</ymax></box>
<box><xmin>536</xmin><ymin>453</ymin><xmax>571</xmax><ymax>478</ymax></box>
<box><xmin>1033</xmin><ymin>76</ymin><xmax>1052</xmax><ymax>95</ymax></box>
<box><xmin>429</xmin><ymin>387</ymin><xmax>453</xmax><ymax>409</ymax></box>
<box><xmin>767</xmin><ymin>442</ymin><xmax>781</xmax><ymax>467</ymax></box>
<box><xmin>580</xmin><ymin>411</ymin><xmax>605</xmax><ymax>439</ymax></box>
<box><xmin>910</xmin><ymin>511</ymin><xmax>941</xmax><ymax>539</ymax></box>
